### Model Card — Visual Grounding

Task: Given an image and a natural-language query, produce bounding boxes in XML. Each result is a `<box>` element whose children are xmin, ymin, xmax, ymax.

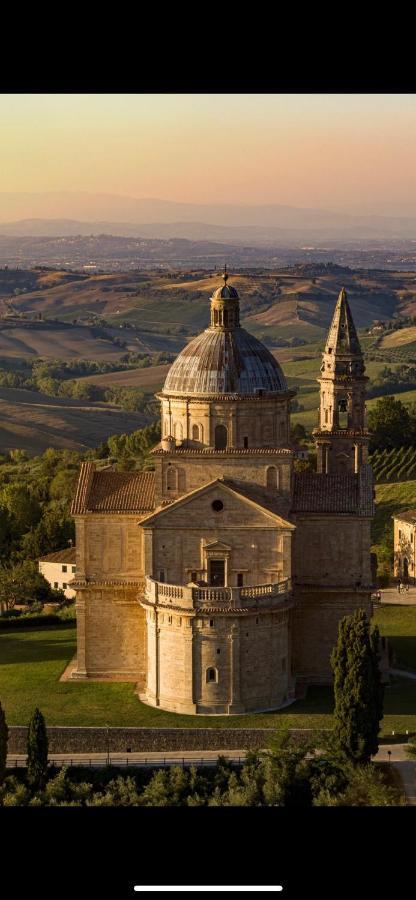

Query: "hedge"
<box><xmin>0</xmin><ymin>615</ymin><xmax>74</xmax><ymax>631</ymax></box>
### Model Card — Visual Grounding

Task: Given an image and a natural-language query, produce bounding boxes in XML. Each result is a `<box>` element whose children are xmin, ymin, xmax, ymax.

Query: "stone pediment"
<box><xmin>140</xmin><ymin>478</ymin><xmax>295</xmax><ymax>530</ymax></box>
<box><xmin>203</xmin><ymin>540</ymin><xmax>232</xmax><ymax>552</ymax></box>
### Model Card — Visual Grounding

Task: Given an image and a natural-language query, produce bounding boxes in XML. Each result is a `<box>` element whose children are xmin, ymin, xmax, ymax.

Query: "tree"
<box><xmin>0</xmin><ymin>701</ymin><xmax>8</xmax><ymax>785</ymax></box>
<box><xmin>331</xmin><ymin>609</ymin><xmax>384</xmax><ymax>764</ymax></box>
<box><xmin>0</xmin><ymin>561</ymin><xmax>55</xmax><ymax>610</ymax></box>
<box><xmin>27</xmin><ymin>708</ymin><xmax>48</xmax><ymax>790</ymax></box>
<box><xmin>0</xmin><ymin>483</ymin><xmax>41</xmax><ymax>537</ymax></box>
<box><xmin>368</xmin><ymin>396</ymin><xmax>414</xmax><ymax>451</ymax></box>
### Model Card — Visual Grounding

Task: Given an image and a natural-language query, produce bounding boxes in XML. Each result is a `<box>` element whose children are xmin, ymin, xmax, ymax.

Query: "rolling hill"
<box><xmin>0</xmin><ymin>386</ymin><xmax>151</xmax><ymax>455</ymax></box>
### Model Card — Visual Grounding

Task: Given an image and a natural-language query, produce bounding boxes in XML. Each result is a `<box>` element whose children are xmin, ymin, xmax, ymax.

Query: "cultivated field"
<box><xmin>0</xmin><ymin>386</ymin><xmax>150</xmax><ymax>454</ymax></box>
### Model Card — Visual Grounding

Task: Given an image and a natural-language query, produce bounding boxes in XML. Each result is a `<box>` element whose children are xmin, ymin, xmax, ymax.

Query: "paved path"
<box><xmin>390</xmin><ymin>667</ymin><xmax>416</xmax><ymax>680</ymax></box>
<box><xmin>373</xmin><ymin>743</ymin><xmax>416</xmax><ymax>805</ymax></box>
<box><xmin>6</xmin><ymin>749</ymin><xmax>246</xmax><ymax>769</ymax></box>
<box><xmin>375</xmin><ymin>587</ymin><xmax>416</xmax><ymax>605</ymax></box>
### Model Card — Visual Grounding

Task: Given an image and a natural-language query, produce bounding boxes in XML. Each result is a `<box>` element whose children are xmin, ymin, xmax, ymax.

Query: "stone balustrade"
<box><xmin>144</xmin><ymin>576</ymin><xmax>292</xmax><ymax>610</ymax></box>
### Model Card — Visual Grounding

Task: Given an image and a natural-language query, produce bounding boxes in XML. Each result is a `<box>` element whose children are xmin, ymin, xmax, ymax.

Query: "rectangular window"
<box><xmin>71</xmin><ymin>566</ymin><xmax>76</xmax><ymax>573</ymax></box>
<box><xmin>209</xmin><ymin>619</ymin><xmax>214</xmax><ymax>627</ymax></box>
<box><xmin>54</xmin><ymin>582</ymin><xmax>58</xmax><ymax>589</ymax></box>
<box><xmin>159</xmin><ymin>569</ymin><xmax>166</xmax><ymax>583</ymax></box>
<box><xmin>399</xmin><ymin>530</ymin><xmax>402</xmax><ymax>540</ymax></box>
<box><xmin>62</xmin><ymin>565</ymin><xmax>67</xmax><ymax>573</ymax></box>
<box><xmin>243</xmin><ymin>437</ymin><xmax>248</xmax><ymax>448</ymax></box>
<box><xmin>237</xmin><ymin>573</ymin><xmax>244</xmax><ymax>587</ymax></box>
<box><xmin>191</xmin><ymin>571</ymin><xmax>197</xmax><ymax>582</ymax></box>
<box><xmin>62</xmin><ymin>583</ymin><xmax>67</xmax><ymax>590</ymax></box>
<box><xmin>209</xmin><ymin>559</ymin><xmax>225</xmax><ymax>587</ymax></box>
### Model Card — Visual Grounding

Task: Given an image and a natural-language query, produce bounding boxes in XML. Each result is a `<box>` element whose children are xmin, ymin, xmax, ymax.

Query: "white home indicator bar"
<box><xmin>134</xmin><ymin>887</ymin><xmax>283</xmax><ymax>893</ymax></box>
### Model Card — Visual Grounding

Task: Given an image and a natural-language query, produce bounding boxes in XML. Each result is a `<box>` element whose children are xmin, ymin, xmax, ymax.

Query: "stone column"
<box><xmin>182</xmin><ymin>623</ymin><xmax>197</xmax><ymax>713</ymax></box>
<box><xmin>73</xmin><ymin>593</ymin><xmax>87</xmax><ymax>677</ymax></box>
<box><xmin>228</xmin><ymin>621</ymin><xmax>244</xmax><ymax>713</ymax></box>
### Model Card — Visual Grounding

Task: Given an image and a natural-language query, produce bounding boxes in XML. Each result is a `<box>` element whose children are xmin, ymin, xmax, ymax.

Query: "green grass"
<box><xmin>1</xmin><ymin>619</ymin><xmax>416</xmax><ymax>736</ymax></box>
<box><xmin>0</xmin><ymin>626</ymin><xmax>333</xmax><ymax>729</ymax></box>
<box><xmin>374</xmin><ymin>605</ymin><xmax>416</xmax><ymax>670</ymax></box>
<box><xmin>373</xmin><ymin>480</ymin><xmax>416</xmax><ymax>546</ymax></box>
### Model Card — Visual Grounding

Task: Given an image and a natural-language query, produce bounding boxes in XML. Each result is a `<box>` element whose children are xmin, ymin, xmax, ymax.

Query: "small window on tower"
<box><xmin>206</xmin><ymin>667</ymin><xmax>218</xmax><ymax>683</ymax></box>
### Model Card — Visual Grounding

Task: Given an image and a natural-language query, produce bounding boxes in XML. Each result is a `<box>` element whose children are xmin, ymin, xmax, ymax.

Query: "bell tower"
<box><xmin>314</xmin><ymin>288</ymin><xmax>369</xmax><ymax>474</ymax></box>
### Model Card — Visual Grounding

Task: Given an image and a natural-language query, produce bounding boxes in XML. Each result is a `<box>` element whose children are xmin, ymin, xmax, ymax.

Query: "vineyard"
<box><xmin>370</xmin><ymin>446</ymin><xmax>416</xmax><ymax>483</ymax></box>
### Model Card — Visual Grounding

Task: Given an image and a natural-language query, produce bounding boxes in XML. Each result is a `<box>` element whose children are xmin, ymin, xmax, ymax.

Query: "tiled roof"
<box><xmin>71</xmin><ymin>463</ymin><xmax>155</xmax><ymax>514</ymax></box>
<box><xmin>292</xmin><ymin>468</ymin><xmax>374</xmax><ymax>516</ymax></box>
<box><xmin>393</xmin><ymin>509</ymin><xmax>416</xmax><ymax>525</ymax></box>
<box><xmin>152</xmin><ymin>445</ymin><xmax>294</xmax><ymax>456</ymax></box>
<box><xmin>39</xmin><ymin>547</ymin><xmax>76</xmax><ymax>564</ymax></box>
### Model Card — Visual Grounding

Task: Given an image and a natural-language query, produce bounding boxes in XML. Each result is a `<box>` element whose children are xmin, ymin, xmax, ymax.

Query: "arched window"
<box><xmin>192</xmin><ymin>424</ymin><xmax>199</xmax><ymax>441</ymax></box>
<box><xmin>266</xmin><ymin>466</ymin><xmax>279</xmax><ymax>490</ymax></box>
<box><xmin>215</xmin><ymin>424</ymin><xmax>227</xmax><ymax>450</ymax></box>
<box><xmin>206</xmin><ymin>667</ymin><xmax>218</xmax><ymax>684</ymax></box>
<box><xmin>166</xmin><ymin>466</ymin><xmax>178</xmax><ymax>491</ymax></box>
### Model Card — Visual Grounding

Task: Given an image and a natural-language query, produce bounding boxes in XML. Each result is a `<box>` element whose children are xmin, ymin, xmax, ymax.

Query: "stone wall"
<box><xmin>7</xmin><ymin>726</ymin><xmax>319</xmax><ymax>754</ymax></box>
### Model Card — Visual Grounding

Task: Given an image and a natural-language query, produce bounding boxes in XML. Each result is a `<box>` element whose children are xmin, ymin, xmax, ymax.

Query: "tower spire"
<box><xmin>325</xmin><ymin>287</ymin><xmax>362</xmax><ymax>358</ymax></box>
<box><xmin>314</xmin><ymin>288</ymin><xmax>369</xmax><ymax>474</ymax></box>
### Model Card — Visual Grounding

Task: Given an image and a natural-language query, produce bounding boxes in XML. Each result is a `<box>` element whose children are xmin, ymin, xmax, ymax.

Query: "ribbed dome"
<box><xmin>211</xmin><ymin>283</ymin><xmax>240</xmax><ymax>300</ymax></box>
<box><xmin>163</xmin><ymin>327</ymin><xmax>288</xmax><ymax>395</ymax></box>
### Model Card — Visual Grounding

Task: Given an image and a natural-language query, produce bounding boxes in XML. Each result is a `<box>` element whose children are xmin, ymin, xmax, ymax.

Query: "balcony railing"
<box><xmin>144</xmin><ymin>576</ymin><xmax>292</xmax><ymax>610</ymax></box>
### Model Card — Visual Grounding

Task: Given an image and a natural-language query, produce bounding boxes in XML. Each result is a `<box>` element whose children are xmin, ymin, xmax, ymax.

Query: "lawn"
<box><xmin>373</xmin><ymin>480</ymin><xmax>416</xmax><ymax>547</ymax></box>
<box><xmin>0</xmin><ymin>619</ymin><xmax>415</xmax><ymax>736</ymax></box>
<box><xmin>373</xmin><ymin>604</ymin><xmax>416</xmax><ymax>670</ymax></box>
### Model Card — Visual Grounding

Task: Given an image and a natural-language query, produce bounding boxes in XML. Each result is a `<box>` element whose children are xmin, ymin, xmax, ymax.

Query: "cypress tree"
<box><xmin>0</xmin><ymin>700</ymin><xmax>8</xmax><ymax>785</ymax></box>
<box><xmin>330</xmin><ymin>609</ymin><xmax>384</xmax><ymax>764</ymax></box>
<box><xmin>27</xmin><ymin>707</ymin><xmax>48</xmax><ymax>790</ymax></box>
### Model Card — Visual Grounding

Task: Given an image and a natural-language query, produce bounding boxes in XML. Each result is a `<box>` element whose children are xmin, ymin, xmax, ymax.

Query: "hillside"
<box><xmin>3</xmin><ymin>267</ymin><xmax>410</xmax><ymax>343</ymax></box>
<box><xmin>0</xmin><ymin>385</ymin><xmax>151</xmax><ymax>455</ymax></box>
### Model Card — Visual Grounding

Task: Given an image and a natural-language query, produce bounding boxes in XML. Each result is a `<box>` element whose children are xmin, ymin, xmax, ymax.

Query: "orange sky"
<box><xmin>0</xmin><ymin>94</ymin><xmax>416</xmax><ymax>213</ymax></box>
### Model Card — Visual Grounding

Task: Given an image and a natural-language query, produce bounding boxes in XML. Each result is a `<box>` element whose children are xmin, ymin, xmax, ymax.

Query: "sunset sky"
<box><xmin>1</xmin><ymin>94</ymin><xmax>416</xmax><ymax>215</ymax></box>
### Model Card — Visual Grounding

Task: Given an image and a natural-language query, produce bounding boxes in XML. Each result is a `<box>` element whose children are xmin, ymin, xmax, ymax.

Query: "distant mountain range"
<box><xmin>1</xmin><ymin>193</ymin><xmax>416</xmax><ymax>242</ymax></box>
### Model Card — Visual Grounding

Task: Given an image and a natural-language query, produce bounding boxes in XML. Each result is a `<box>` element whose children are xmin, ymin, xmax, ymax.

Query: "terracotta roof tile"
<box><xmin>71</xmin><ymin>463</ymin><xmax>155</xmax><ymax>514</ymax></box>
<box><xmin>292</xmin><ymin>471</ymin><xmax>368</xmax><ymax>515</ymax></box>
<box><xmin>39</xmin><ymin>547</ymin><xmax>76</xmax><ymax>564</ymax></box>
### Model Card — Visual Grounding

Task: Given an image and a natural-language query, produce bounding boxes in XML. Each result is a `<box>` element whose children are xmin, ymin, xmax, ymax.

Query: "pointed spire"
<box><xmin>325</xmin><ymin>287</ymin><xmax>362</xmax><ymax>357</ymax></box>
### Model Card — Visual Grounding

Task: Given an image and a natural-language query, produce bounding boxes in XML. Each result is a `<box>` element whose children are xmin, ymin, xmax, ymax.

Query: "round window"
<box><xmin>212</xmin><ymin>500</ymin><xmax>224</xmax><ymax>512</ymax></box>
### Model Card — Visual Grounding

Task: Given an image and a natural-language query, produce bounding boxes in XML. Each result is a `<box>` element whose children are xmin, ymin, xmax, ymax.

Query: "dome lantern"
<box><xmin>210</xmin><ymin>265</ymin><xmax>240</xmax><ymax>329</ymax></box>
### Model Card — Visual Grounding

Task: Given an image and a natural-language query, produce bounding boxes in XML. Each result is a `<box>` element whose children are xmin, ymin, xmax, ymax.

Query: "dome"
<box><xmin>162</xmin><ymin>327</ymin><xmax>288</xmax><ymax>395</ymax></box>
<box><xmin>211</xmin><ymin>282</ymin><xmax>240</xmax><ymax>300</ymax></box>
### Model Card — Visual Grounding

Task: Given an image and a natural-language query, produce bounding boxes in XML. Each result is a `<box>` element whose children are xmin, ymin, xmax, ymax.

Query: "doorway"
<box><xmin>209</xmin><ymin>559</ymin><xmax>225</xmax><ymax>587</ymax></box>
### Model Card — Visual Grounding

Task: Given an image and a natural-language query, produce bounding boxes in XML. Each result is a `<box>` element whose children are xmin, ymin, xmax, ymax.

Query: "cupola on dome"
<box><xmin>162</xmin><ymin>270</ymin><xmax>288</xmax><ymax>396</ymax></box>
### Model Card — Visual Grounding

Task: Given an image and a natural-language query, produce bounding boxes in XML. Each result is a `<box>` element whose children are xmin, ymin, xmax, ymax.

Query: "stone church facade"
<box><xmin>71</xmin><ymin>274</ymin><xmax>375</xmax><ymax>714</ymax></box>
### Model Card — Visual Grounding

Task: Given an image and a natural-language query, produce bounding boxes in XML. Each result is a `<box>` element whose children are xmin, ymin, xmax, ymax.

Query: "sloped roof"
<box><xmin>39</xmin><ymin>547</ymin><xmax>76</xmax><ymax>564</ymax></box>
<box><xmin>292</xmin><ymin>471</ymin><xmax>373</xmax><ymax>515</ymax></box>
<box><xmin>393</xmin><ymin>509</ymin><xmax>416</xmax><ymax>525</ymax></box>
<box><xmin>71</xmin><ymin>462</ymin><xmax>155</xmax><ymax>514</ymax></box>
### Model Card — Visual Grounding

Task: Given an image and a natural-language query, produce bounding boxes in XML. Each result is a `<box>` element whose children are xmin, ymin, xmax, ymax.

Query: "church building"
<box><xmin>71</xmin><ymin>274</ymin><xmax>375</xmax><ymax>714</ymax></box>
